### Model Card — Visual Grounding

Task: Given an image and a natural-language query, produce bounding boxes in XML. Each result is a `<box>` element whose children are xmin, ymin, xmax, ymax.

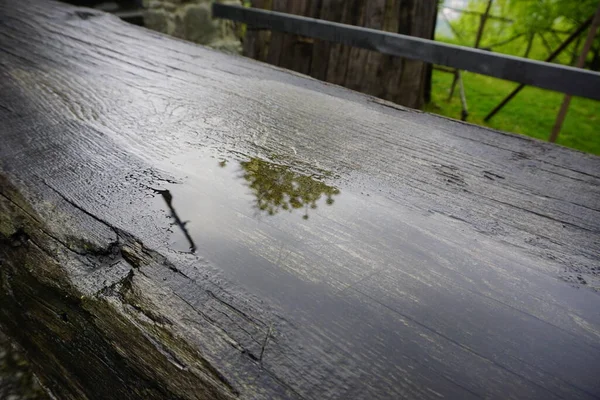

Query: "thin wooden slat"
<box><xmin>325</xmin><ymin>0</ymin><xmax>361</xmax><ymax>85</ymax></box>
<box><xmin>309</xmin><ymin>0</ymin><xmax>343</xmax><ymax>80</ymax></box>
<box><xmin>342</xmin><ymin>0</ymin><xmax>368</xmax><ymax>91</ymax></box>
<box><xmin>277</xmin><ymin>0</ymin><xmax>312</xmax><ymax>74</ymax></box>
<box><xmin>378</xmin><ymin>0</ymin><xmax>404</xmax><ymax>102</ymax></box>
<box><xmin>391</xmin><ymin>0</ymin><xmax>436</xmax><ymax>107</ymax></box>
<box><xmin>244</xmin><ymin>0</ymin><xmax>272</xmax><ymax>62</ymax></box>
<box><xmin>423</xmin><ymin>0</ymin><xmax>438</xmax><ymax>103</ymax></box>
<box><xmin>265</xmin><ymin>0</ymin><xmax>287</xmax><ymax>66</ymax></box>
<box><xmin>242</xmin><ymin>0</ymin><xmax>264</xmax><ymax>59</ymax></box>
<box><xmin>360</xmin><ymin>0</ymin><xmax>388</xmax><ymax>97</ymax></box>
<box><xmin>390</xmin><ymin>0</ymin><xmax>423</xmax><ymax>107</ymax></box>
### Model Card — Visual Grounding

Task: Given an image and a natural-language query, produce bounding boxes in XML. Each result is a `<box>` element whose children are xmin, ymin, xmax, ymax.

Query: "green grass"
<box><xmin>424</xmin><ymin>70</ymin><xmax>600</xmax><ymax>156</ymax></box>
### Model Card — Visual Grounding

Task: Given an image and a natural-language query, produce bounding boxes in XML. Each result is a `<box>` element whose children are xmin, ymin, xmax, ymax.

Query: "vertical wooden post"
<box><xmin>382</xmin><ymin>0</ymin><xmax>438</xmax><ymax>108</ymax></box>
<box><xmin>265</xmin><ymin>0</ymin><xmax>288</xmax><ymax>66</ymax></box>
<box><xmin>272</xmin><ymin>0</ymin><xmax>312</xmax><ymax>74</ymax></box>
<box><xmin>344</xmin><ymin>0</ymin><xmax>373</xmax><ymax>91</ymax></box>
<box><xmin>309</xmin><ymin>0</ymin><xmax>344</xmax><ymax>81</ymax></box>
<box><xmin>549</xmin><ymin>4</ymin><xmax>600</xmax><ymax>143</ymax></box>
<box><xmin>361</xmin><ymin>0</ymin><xmax>390</xmax><ymax>97</ymax></box>
<box><xmin>325</xmin><ymin>0</ymin><xmax>362</xmax><ymax>86</ymax></box>
<box><xmin>423</xmin><ymin>0</ymin><xmax>440</xmax><ymax>104</ymax></box>
<box><xmin>242</xmin><ymin>0</ymin><xmax>266</xmax><ymax>60</ymax></box>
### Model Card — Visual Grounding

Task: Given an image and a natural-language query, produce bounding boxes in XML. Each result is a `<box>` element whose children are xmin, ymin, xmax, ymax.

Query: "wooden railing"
<box><xmin>213</xmin><ymin>3</ymin><xmax>600</xmax><ymax>102</ymax></box>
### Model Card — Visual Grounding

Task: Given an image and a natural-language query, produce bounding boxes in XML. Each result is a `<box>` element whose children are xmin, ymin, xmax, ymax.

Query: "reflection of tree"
<box><xmin>237</xmin><ymin>158</ymin><xmax>340</xmax><ymax>219</ymax></box>
<box><xmin>152</xmin><ymin>188</ymin><xmax>197</xmax><ymax>253</ymax></box>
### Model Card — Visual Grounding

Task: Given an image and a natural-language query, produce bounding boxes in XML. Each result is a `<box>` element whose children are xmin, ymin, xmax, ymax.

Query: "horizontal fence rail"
<box><xmin>213</xmin><ymin>3</ymin><xmax>600</xmax><ymax>101</ymax></box>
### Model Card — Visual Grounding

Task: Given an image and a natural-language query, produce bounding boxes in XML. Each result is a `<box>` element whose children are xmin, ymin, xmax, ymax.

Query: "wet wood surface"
<box><xmin>0</xmin><ymin>1</ymin><xmax>599</xmax><ymax>399</ymax></box>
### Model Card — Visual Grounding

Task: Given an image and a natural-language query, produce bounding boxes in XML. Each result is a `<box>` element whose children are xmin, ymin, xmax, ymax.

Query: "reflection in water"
<box><xmin>152</xmin><ymin>188</ymin><xmax>197</xmax><ymax>253</ymax></box>
<box><xmin>234</xmin><ymin>158</ymin><xmax>340</xmax><ymax>220</ymax></box>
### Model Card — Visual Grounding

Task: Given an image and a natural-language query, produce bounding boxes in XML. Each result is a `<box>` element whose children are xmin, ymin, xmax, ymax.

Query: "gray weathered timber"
<box><xmin>213</xmin><ymin>3</ymin><xmax>600</xmax><ymax>101</ymax></box>
<box><xmin>0</xmin><ymin>1</ymin><xmax>599</xmax><ymax>399</ymax></box>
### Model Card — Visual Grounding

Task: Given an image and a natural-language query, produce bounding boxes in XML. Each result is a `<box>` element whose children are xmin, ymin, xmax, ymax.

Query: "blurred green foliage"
<box><xmin>439</xmin><ymin>0</ymin><xmax>599</xmax><ymax>66</ymax></box>
<box><xmin>425</xmin><ymin>70</ymin><xmax>600</xmax><ymax>155</ymax></box>
<box><xmin>431</xmin><ymin>0</ymin><xmax>600</xmax><ymax>154</ymax></box>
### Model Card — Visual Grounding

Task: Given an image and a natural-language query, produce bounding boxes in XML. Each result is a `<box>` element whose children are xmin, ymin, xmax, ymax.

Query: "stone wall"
<box><xmin>143</xmin><ymin>0</ymin><xmax>242</xmax><ymax>53</ymax></box>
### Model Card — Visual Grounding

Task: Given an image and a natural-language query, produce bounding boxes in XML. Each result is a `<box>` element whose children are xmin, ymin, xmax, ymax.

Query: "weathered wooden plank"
<box><xmin>1</xmin><ymin>1</ymin><xmax>600</xmax><ymax>399</ymax></box>
<box><xmin>213</xmin><ymin>3</ymin><xmax>600</xmax><ymax>100</ymax></box>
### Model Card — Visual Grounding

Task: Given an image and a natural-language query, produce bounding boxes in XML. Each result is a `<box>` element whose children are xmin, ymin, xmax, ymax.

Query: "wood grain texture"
<box><xmin>277</xmin><ymin>0</ymin><xmax>312</xmax><ymax>74</ymax></box>
<box><xmin>309</xmin><ymin>0</ymin><xmax>343</xmax><ymax>81</ymax></box>
<box><xmin>341</xmin><ymin>0</ymin><xmax>368</xmax><ymax>90</ymax></box>
<box><xmin>242</xmin><ymin>0</ymin><xmax>265</xmax><ymax>59</ymax></box>
<box><xmin>265</xmin><ymin>0</ymin><xmax>288</xmax><ymax>66</ymax></box>
<box><xmin>360</xmin><ymin>0</ymin><xmax>387</xmax><ymax>96</ymax></box>
<box><xmin>384</xmin><ymin>0</ymin><xmax>436</xmax><ymax>107</ymax></box>
<box><xmin>310</xmin><ymin>0</ymin><xmax>341</xmax><ymax>81</ymax></box>
<box><xmin>247</xmin><ymin>0</ymin><xmax>272</xmax><ymax>63</ymax></box>
<box><xmin>0</xmin><ymin>1</ymin><xmax>600</xmax><ymax>399</ymax></box>
<box><xmin>325</xmin><ymin>0</ymin><xmax>361</xmax><ymax>85</ymax></box>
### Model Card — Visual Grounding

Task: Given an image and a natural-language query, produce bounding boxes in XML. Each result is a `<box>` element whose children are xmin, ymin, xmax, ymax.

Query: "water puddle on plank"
<box><xmin>139</xmin><ymin>151</ymin><xmax>600</xmax><ymax>400</ymax></box>
<box><xmin>146</xmin><ymin>149</ymin><xmax>460</xmax><ymax>300</ymax></box>
<box><xmin>146</xmin><ymin>149</ymin><xmax>368</xmax><ymax>292</ymax></box>
<box><xmin>151</xmin><ymin>152</ymin><xmax>341</xmax><ymax>254</ymax></box>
